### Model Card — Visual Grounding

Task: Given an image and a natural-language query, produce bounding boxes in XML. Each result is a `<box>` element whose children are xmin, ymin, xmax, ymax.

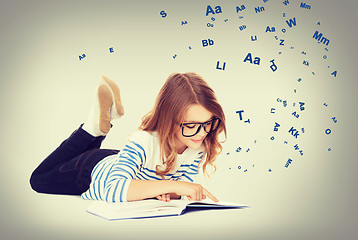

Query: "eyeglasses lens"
<box><xmin>182</xmin><ymin>118</ymin><xmax>220</xmax><ymax>137</ymax></box>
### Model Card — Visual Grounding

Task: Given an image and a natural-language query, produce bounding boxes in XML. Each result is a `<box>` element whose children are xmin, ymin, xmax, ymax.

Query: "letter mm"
<box><xmin>300</xmin><ymin>2</ymin><xmax>311</xmax><ymax>9</ymax></box>
<box><xmin>313</xmin><ymin>31</ymin><xmax>330</xmax><ymax>46</ymax></box>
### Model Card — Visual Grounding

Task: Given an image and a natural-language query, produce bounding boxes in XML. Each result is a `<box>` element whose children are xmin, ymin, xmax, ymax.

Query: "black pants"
<box><xmin>30</xmin><ymin>125</ymin><xmax>119</xmax><ymax>195</ymax></box>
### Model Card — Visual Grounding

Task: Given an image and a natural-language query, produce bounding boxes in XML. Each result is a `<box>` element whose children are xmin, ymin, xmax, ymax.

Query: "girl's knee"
<box><xmin>29</xmin><ymin>173</ymin><xmax>42</xmax><ymax>193</ymax></box>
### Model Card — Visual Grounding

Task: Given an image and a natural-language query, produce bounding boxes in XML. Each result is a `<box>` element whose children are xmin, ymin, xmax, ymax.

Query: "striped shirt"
<box><xmin>81</xmin><ymin>130</ymin><xmax>204</xmax><ymax>202</ymax></box>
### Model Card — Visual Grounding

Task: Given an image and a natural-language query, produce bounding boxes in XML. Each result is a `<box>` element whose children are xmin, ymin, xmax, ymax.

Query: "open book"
<box><xmin>87</xmin><ymin>199</ymin><xmax>248</xmax><ymax>221</ymax></box>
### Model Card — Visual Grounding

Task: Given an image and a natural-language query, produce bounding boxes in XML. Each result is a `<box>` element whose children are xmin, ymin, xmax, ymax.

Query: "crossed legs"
<box><xmin>30</xmin><ymin>75</ymin><xmax>124</xmax><ymax>195</ymax></box>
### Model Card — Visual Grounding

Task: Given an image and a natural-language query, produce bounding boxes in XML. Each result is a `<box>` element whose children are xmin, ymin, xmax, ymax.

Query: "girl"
<box><xmin>30</xmin><ymin>72</ymin><xmax>226</xmax><ymax>203</ymax></box>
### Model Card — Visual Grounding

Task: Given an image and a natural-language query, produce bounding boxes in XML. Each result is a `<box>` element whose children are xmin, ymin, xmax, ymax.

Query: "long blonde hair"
<box><xmin>139</xmin><ymin>72</ymin><xmax>226</xmax><ymax>177</ymax></box>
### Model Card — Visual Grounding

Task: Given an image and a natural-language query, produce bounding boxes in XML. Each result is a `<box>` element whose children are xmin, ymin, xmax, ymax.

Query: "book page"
<box><xmin>87</xmin><ymin>200</ymin><xmax>187</xmax><ymax>220</ymax></box>
<box><xmin>182</xmin><ymin>199</ymin><xmax>246</xmax><ymax>207</ymax></box>
<box><xmin>86</xmin><ymin>199</ymin><xmax>247</xmax><ymax>220</ymax></box>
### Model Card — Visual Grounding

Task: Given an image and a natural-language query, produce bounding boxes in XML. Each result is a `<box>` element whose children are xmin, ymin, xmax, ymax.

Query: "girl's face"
<box><xmin>174</xmin><ymin>104</ymin><xmax>213</xmax><ymax>154</ymax></box>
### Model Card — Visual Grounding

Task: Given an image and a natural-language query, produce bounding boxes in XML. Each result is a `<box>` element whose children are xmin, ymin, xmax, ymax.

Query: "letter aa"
<box><xmin>243</xmin><ymin>53</ymin><xmax>260</xmax><ymax>65</ymax></box>
<box><xmin>206</xmin><ymin>5</ymin><xmax>222</xmax><ymax>16</ymax></box>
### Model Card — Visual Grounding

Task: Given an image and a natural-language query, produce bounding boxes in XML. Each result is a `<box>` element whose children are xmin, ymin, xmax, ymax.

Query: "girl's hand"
<box><xmin>156</xmin><ymin>193</ymin><xmax>181</xmax><ymax>202</ymax></box>
<box><xmin>172</xmin><ymin>181</ymin><xmax>218</xmax><ymax>202</ymax></box>
<box><xmin>156</xmin><ymin>193</ymin><xmax>170</xmax><ymax>202</ymax></box>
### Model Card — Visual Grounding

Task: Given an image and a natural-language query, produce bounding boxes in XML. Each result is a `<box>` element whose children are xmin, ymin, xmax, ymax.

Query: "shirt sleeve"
<box><xmin>103</xmin><ymin>139</ymin><xmax>146</xmax><ymax>203</ymax></box>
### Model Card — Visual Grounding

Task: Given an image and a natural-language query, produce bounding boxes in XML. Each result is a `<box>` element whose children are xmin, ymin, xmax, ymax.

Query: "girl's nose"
<box><xmin>197</xmin><ymin>126</ymin><xmax>207</xmax><ymax>138</ymax></box>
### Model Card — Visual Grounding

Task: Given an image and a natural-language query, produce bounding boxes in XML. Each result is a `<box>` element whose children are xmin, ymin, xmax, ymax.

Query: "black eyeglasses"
<box><xmin>179</xmin><ymin>118</ymin><xmax>221</xmax><ymax>137</ymax></box>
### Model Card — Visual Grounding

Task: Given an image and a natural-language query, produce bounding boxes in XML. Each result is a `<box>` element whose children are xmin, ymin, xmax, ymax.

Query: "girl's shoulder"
<box><xmin>129</xmin><ymin>130</ymin><xmax>157</xmax><ymax>140</ymax></box>
<box><xmin>127</xmin><ymin>130</ymin><xmax>159</xmax><ymax>150</ymax></box>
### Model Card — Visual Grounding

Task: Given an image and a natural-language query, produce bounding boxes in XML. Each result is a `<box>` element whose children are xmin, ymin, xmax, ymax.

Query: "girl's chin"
<box><xmin>188</xmin><ymin>141</ymin><xmax>203</xmax><ymax>149</ymax></box>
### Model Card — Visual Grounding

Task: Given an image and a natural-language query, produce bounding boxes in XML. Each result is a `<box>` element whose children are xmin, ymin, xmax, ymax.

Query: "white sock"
<box><xmin>82</xmin><ymin>105</ymin><xmax>106</xmax><ymax>137</ymax></box>
<box><xmin>82</xmin><ymin>76</ymin><xmax>124</xmax><ymax>137</ymax></box>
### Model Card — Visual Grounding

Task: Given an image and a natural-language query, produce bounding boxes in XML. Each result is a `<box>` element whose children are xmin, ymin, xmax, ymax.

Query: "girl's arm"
<box><xmin>127</xmin><ymin>179</ymin><xmax>218</xmax><ymax>202</ymax></box>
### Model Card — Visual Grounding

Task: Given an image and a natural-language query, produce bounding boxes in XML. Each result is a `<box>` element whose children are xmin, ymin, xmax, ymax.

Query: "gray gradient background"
<box><xmin>0</xmin><ymin>0</ymin><xmax>357</xmax><ymax>239</ymax></box>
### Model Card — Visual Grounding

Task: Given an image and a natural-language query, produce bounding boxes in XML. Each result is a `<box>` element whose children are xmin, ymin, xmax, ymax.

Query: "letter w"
<box><xmin>286</xmin><ymin>17</ymin><xmax>296</xmax><ymax>28</ymax></box>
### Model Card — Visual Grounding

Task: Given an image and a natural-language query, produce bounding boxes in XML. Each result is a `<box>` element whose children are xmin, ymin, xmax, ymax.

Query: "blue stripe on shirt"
<box><xmin>112</xmin><ymin>180</ymin><xmax>121</xmax><ymax>202</ymax></box>
<box><xmin>119</xmin><ymin>179</ymin><xmax>127</xmax><ymax>202</ymax></box>
<box><xmin>141</xmin><ymin>170</ymin><xmax>162</xmax><ymax>180</ymax></box>
<box><xmin>120</xmin><ymin>152</ymin><xmax>142</xmax><ymax>168</ymax></box>
<box><xmin>125</xmin><ymin>142</ymin><xmax>146</xmax><ymax>163</ymax></box>
<box><xmin>182</xmin><ymin>174</ymin><xmax>193</xmax><ymax>182</ymax></box>
<box><xmin>131</xmin><ymin>141</ymin><xmax>146</xmax><ymax>160</ymax></box>
<box><xmin>113</xmin><ymin>162</ymin><xmax>136</xmax><ymax>176</ymax></box>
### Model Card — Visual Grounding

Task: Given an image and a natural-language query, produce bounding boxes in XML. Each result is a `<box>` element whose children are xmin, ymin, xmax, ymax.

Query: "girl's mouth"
<box><xmin>191</xmin><ymin>138</ymin><xmax>204</xmax><ymax>143</ymax></box>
